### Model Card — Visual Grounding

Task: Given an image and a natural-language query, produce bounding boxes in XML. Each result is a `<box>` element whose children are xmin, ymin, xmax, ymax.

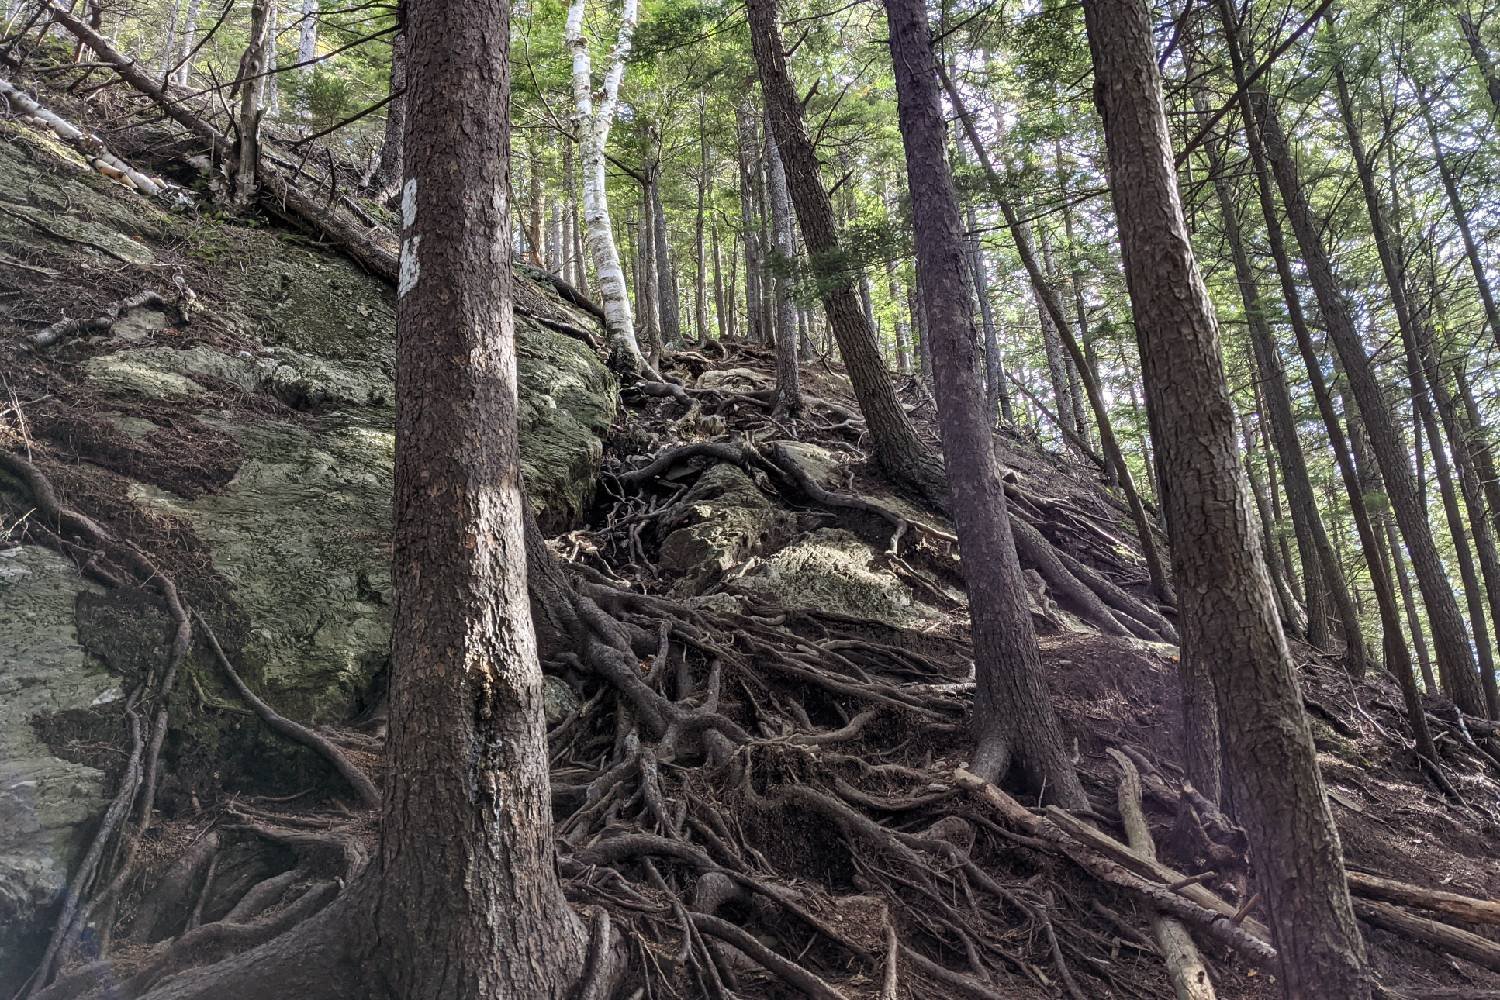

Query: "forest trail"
<box><xmin>3</xmin><ymin>38</ymin><xmax>1500</xmax><ymax>1000</ymax></box>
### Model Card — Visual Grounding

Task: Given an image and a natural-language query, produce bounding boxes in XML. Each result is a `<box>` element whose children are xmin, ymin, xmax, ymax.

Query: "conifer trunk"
<box><xmin>748</xmin><ymin>0</ymin><xmax>942</xmax><ymax>492</ymax></box>
<box><xmin>882</xmin><ymin>0</ymin><xmax>1084</xmax><ymax>807</ymax></box>
<box><xmin>1083</xmin><ymin>0</ymin><xmax>1372</xmax><ymax>993</ymax></box>
<box><xmin>380</xmin><ymin>0</ymin><xmax>589</xmax><ymax>989</ymax></box>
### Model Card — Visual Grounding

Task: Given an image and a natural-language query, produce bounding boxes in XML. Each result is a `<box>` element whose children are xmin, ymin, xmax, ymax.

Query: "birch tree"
<box><xmin>566</xmin><ymin>0</ymin><xmax>647</xmax><ymax>377</ymax></box>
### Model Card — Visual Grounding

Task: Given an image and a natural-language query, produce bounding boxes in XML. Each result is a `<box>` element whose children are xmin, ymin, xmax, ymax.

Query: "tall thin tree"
<box><xmin>881</xmin><ymin>0</ymin><xmax>1085</xmax><ymax>806</ymax></box>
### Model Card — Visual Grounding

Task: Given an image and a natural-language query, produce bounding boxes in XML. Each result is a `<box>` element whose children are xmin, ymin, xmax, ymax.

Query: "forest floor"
<box><xmin>4</xmin><ymin>62</ymin><xmax>1500</xmax><ymax>999</ymax></box>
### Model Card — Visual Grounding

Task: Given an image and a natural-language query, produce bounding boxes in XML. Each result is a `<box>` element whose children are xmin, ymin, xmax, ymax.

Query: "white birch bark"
<box><xmin>297</xmin><ymin>0</ymin><xmax>317</xmax><ymax>71</ymax></box>
<box><xmin>566</xmin><ymin>0</ymin><xmax>645</xmax><ymax>376</ymax></box>
<box><xmin>174</xmin><ymin>0</ymin><xmax>201</xmax><ymax>84</ymax></box>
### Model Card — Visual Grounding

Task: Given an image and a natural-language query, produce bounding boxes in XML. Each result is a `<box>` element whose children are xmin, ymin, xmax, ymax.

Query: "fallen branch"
<box><xmin>1108</xmin><ymin>749</ymin><xmax>1216</xmax><ymax>1000</ymax></box>
<box><xmin>952</xmin><ymin>768</ymin><xmax>1277</xmax><ymax>967</ymax></box>
<box><xmin>0</xmin><ymin>73</ymin><xmax>172</xmax><ymax>197</ymax></box>
<box><xmin>1354</xmin><ymin>898</ymin><xmax>1500</xmax><ymax>972</ymax></box>
<box><xmin>1347</xmin><ymin>871</ymin><xmax>1500</xmax><ymax>928</ymax></box>
<box><xmin>28</xmin><ymin>288</ymin><xmax>174</xmax><ymax>348</ymax></box>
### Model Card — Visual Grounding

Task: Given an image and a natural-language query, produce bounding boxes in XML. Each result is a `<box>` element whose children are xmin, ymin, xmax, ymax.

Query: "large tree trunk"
<box><xmin>1229</xmin><ymin>3</ymin><xmax>1486</xmax><ymax>717</ymax></box>
<box><xmin>748</xmin><ymin>0</ymin><xmax>941</xmax><ymax>492</ymax></box>
<box><xmin>378</xmin><ymin>0</ymin><xmax>589</xmax><ymax>989</ymax></box>
<box><xmin>1083</xmin><ymin>1</ymin><xmax>1372</xmax><ymax>995</ymax></box>
<box><xmin>566</xmin><ymin>0</ymin><xmax>646</xmax><ymax>377</ymax></box>
<box><xmin>881</xmin><ymin>0</ymin><xmax>1084</xmax><ymax>808</ymax></box>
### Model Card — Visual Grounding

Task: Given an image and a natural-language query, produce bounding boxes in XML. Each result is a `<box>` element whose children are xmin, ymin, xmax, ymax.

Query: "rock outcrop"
<box><xmin>0</xmin><ymin>115</ymin><xmax>614</xmax><ymax>983</ymax></box>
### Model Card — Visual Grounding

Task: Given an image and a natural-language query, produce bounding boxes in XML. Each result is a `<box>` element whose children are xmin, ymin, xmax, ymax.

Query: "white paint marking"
<box><xmin>398</xmin><ymin>235</ymin><xmax>421</xmax><ymax>298</ymax></box>
<box><xmin>401</xmin><ymin>178</ymin><xmax>418</xmax><ymax>229</ymax></box>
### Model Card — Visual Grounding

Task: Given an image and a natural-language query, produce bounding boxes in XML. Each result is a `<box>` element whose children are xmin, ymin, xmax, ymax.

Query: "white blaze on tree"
<box><xmin>565</xmin><ymin>0</ymin><xmax>646</xmax><ymax>377</ymax></box>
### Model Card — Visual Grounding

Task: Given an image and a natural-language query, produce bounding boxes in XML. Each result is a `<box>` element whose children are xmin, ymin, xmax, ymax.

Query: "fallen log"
<box><xmin>1108</xmin><ymin>749</ymin><xmax>1216</xmax><ymax>1000</ymax></box>
<box><xmin>952</xmin><ymin>768</ymin><xmax>1278</xmax><ymax>968</ymax></box>
<box><xmin>1347</xmin><ymin>871</ymin><xmax>1500</xmax><ymax>928</ymax></box>
<box><xmin>1355</xmin><ymin>898</ymin><xmax>1500</xmax><ymax>973</ymax></box>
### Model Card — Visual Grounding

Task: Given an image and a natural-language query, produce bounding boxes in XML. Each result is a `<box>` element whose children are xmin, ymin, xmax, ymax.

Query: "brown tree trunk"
<box><xmin>368</xmin><ymin>10</ymin><xmax>406</xmax><ymax>200</ymax></box>
<box><xmin>1458</xmin><ymin>12</ymin><xmax>1500</xmax><ymax>116</ymax></box>
<box><xmin>1232</xmin><ymin>4</ymin><xmax>1486</xmax><ymax>717</ymax></box>
<box><xmin>748</xmin><ymin>0</ymin><xmax>941</xmax><ymax>492</ymax></box>
<box><xmin>1083</xmin><ymin>1</ymin><xmax>1372</xmax><ymax>995</ymax></box>
<box><xmin>1197</xmin><ymin>68</ymin><xmax>1365</xmax><ymax>673</ymax></box>
<box><xmin>882</xmin><ymin>0</ymin><xmax>1084</xmax><ymax>807</ymax></box>
<box><xmin>376</xmin><ymin>0</ymin><xmax>589</xmax><ymax>992</ymax></box>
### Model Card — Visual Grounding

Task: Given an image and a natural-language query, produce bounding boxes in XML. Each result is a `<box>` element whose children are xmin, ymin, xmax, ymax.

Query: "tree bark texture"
<box><xmin>1084</xmin><ymin>1</ymin><xmax>1372</xmax><ymax>995</ymax></box>
<box><xmin>380</xmin><ymin>0</ymin><xmax>588</xmax><ymax>990</ymax></box>
<box><xmin>883</xmin><ymin>0</ymin><xmax>1085</xmax><ymax>808</ymax></box>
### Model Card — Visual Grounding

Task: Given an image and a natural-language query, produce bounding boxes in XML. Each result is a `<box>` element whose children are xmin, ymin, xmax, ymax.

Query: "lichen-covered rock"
<box><xmin>657</xmin><ymin>463</ymin><xmax>791</xmax><ymax>595</ymax></box>
<box><xmin>731</xmin><ymin>528</ymin><xmax>925</xmax><ymax>627</ymax></box>
<box><xmin>0</xmin><ymin>546</ymin><xmax>116</xmax><ymax>988</ymax></box>
<box><xmin>0</xmin><ymin>110</ymin><xmax>617</xmax><ymax>981</ymax></box>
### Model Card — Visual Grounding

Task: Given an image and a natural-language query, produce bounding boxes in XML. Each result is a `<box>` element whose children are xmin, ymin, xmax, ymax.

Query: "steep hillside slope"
<box><xmin>3</xmin><ymin>75</ymin><xmax>1500</xmax><ymax>1000</ymax></box>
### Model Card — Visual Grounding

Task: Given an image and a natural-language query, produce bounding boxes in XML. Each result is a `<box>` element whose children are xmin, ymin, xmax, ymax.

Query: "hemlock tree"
<box><xmin>375</xmin><ymin>0</ymin><xmax>589</xmax><ymax>988</ymax></box>
<box><xmin>32</xmin><ymin>0</ymin><xmax>593</xmax><ymax>994</ymax></box>
<box><xmin>881</xmin><ymin>0</ymin><xmax>1085</xmax><ymax>807</ymax></box>
<box><xmin>1083</xmin><ymin>0</ymin><xmax>1372</xmax><ymax>994</ymax></box>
